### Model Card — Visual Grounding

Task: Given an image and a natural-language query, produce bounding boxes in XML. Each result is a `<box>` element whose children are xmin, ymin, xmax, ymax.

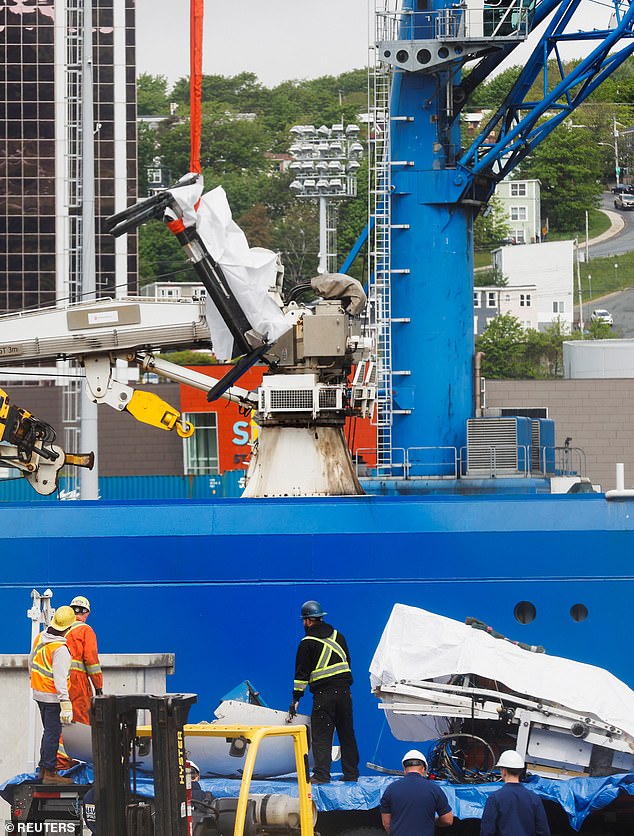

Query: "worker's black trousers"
<box><xmin>311</xmin><ymin>686</ymin><xmax>359</xmax><ymax>782</ymax></box>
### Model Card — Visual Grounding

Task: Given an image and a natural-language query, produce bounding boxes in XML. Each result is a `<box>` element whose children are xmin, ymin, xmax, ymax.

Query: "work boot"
<box><xmin>42</xmin><ymin>768</ymin><xmax>74</xmax><ymax>786</ymax></box>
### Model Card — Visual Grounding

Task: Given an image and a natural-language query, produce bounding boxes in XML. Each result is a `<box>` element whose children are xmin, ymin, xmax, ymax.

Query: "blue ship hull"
<box><xmin>2</xmin><ymin>492</ymin><xmax>634</xmax><ymax>772</ymax></box>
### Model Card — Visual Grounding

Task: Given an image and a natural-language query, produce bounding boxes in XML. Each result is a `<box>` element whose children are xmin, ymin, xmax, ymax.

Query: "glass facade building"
<box><xmin>0</xmin><ymin>0</ymin><xmax>137</xmax><ymax>315</ymax></box>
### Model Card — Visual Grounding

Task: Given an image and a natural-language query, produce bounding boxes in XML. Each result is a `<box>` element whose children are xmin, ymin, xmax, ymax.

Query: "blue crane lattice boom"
<box><xmin>458</xmin><ymin>0</ymin><xmax>634</xmax><ymax>202</ymax></box>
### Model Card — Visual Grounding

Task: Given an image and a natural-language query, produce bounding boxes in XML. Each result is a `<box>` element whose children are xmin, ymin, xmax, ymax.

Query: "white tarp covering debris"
<box><xmin>370</xmin><ymin>604</ymin><xmax>634</xmax><ymax>739</ymax></box>
<box><xmin>169</xmin><ymin>177</ymin><xmax>291</xmax><ymax>361</ymax></box>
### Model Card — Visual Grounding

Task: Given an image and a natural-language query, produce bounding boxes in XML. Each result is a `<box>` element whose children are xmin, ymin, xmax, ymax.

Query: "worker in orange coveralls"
<box><xmin>65</xmin><ymin>595</ymin><xmax>103</xmax><ymax>724</ymax></box>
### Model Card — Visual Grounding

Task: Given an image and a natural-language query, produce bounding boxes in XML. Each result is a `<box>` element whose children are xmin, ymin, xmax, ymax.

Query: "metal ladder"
<box><xmin>368</xmin><ymin>0</ymin><xmax>396</xmax><ymax>474</ymax></box>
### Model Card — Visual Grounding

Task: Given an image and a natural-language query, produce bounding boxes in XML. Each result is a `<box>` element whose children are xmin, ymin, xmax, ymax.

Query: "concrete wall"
<box><xmin>487</xmin><ymin>379</ymin><xmax>634</xmax><ymax>491</ymax></box>
<box><xmin>563</xmin><ymin>339</ymin><xmax>634</xmax><ymax>378</ymax></box>
<box><xmin>0</xmin><ymin>653</ymin><xmax>174</xmax><ymax>819</ymax></box>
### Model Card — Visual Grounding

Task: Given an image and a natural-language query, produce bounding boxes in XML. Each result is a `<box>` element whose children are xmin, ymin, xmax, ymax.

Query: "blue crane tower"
<box><xmin>355</xmin><ymin>0</ymin><xmax>634</xmax><ymax>478</ymax></box>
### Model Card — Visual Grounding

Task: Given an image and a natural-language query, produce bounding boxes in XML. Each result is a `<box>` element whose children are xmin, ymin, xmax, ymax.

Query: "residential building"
<box><xmin>492</xmin><ymin>240</ymin><xmax>574</xmax><ymax>332</ymax></box>
<box><xmin>141</xmin><ymin>281</ymin><xmax>207</xmax><ymax>301</ymax></box>
<box><xmin>473</xmin><ymin>284</ymin><xmax>538</xmax><ymax>334</ymax></box>
<box><xmin>495</xmin><ymin>178</ymin><xmax>541</xmax><ymax>244</ymax></box>
<box><xmin>0</xmin><ymin>0</ymin><xmax>137</xmax><ymax>315</ymax></box>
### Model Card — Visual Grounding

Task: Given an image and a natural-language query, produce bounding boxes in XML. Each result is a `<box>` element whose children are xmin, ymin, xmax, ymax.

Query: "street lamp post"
<box><xmin>288</xmin><ymin>124</ymin><xmax>363</xmax><ymax>274</ymax></box>
<box><xmin>614</xmin><ymin>262</ymin><xmax>619</xmax><ymax>285</ymax></box>
<box><xmin>588</xmin><ymin>273</ymin><xmax>592</xmax><ymax>300</ymax></box>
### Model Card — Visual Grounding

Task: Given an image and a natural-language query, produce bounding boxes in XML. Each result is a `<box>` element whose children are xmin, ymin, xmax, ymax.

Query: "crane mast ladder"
<box><xmin>368</xmin><ymin>0</ymin><xmax>397</xmax><ymax>473</ymax></box>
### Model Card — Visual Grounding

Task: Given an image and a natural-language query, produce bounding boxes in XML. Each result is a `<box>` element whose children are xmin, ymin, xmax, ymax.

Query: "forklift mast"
<box><xmin>91</xmin><ymin>693</ymin><xmax>197</xmax><ymax>836</ymax></box>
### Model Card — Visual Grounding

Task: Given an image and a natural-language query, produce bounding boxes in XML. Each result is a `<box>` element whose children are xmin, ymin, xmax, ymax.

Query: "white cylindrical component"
<box><xmin>318</xmin><ymin>196</ymin><xmax>328</xmax><ymax>275</ymax></box>
<box><xmin>142</xmin><ymin>355</ymin><xmax>256</xmax><ymax>407</ymax></box>
<box><xmin>250</xmin><ymin>795</ymin><xmax>317</xmax><ymax>828</ymax></box>
<box><xmin>616</xmin><ymin>462</ymin><xmax>625</xmax><ymax>491</ymax></box>
<box><xmin>242</xmin><ymin>425</ymin><xmax>364</xmax><ymax>497</ymax></box>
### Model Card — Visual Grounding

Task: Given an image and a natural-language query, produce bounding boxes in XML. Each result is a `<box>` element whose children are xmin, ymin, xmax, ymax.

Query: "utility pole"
<box><xmin>614</xmin><ymin>115</ymin><xmax>621</xmax><ymax>188</ymax></box>
<box><xmin>80</xmin><ymin>0</ymin><xmax>100</xmax><ymax>500</ymax></box>
<box><xmin>576</xmin><ymin>241</ymin><xmax>584</xmax><ymax>335</ymax></box>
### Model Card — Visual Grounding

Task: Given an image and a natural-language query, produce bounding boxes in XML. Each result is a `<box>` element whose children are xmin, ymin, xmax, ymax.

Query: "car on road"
<box><xmin>591</xmin><ymin>309</ymin><xmax>614</xmax><ymax>326</ymax></box>
<box><xmin>614</xmin><ymin>192</ymin><xmax>634</xmax><ymax>210</ymax></box>
<box><xmin>612</xmin><ymin>185</ymin><xmax>634</xmax><ymax>194</ymax></box>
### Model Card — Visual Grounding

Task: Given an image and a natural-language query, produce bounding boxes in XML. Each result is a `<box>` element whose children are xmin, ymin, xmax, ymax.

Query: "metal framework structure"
<box><xmin>363</xmin><ymin>0</ymin><xmax>634</xmax><ymax>472</ymax></box>
<box><xmin>61</xmin><ymin>0</ymin><xmax>87</xmax><ymax>498</ymax></box>
<box><xmin>458</xmin><ymin>0</ymin><xmax>634</xmax><ymax>199</ymax></box>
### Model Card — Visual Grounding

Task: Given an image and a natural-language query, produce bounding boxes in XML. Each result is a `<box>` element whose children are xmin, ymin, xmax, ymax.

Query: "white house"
<box><xmin>474</xmin><ymin>284</ymin><xmax>539</xmax><ymax>334</ymax></box>
<box><xmin>141</xmin><ymin>281</ymin><xmax>206</xmax><ymax>301</ymax></box>
<box><xmin>492</xmin><ymin>240</ymin><xmax>574</xmax><ymax>332</ymax></box>
<box><xmin>495</xmin><ymin>179</ymin><xmax>541</xmax><ymax>244</ymax></box>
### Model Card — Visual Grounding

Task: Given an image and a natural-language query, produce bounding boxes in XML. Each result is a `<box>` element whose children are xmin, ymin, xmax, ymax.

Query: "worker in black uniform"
<box><xmin>380</xmin><ymin>750</ymin><xmax>453</xmax><ymax>836</ymax></box>
<box><xmin>480</xmin><ymin>750</ymin><xmax>550</xmax><ymax>836</ymax></box>
<box><xmin>289</xmin><ymin>600</ymin><xmax>359</xmax><ymax>784</ymax></box>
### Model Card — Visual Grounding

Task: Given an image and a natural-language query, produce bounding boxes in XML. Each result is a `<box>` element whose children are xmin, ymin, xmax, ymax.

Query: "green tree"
<box><xmin>137</xmin><ymin>121</ymin><xmax>158</xmax><ymax>196</ymax></box>
<box><xmin>237</xmin><ymin>203</ymin><xmax>274</xmax><ymax>249</ymax></box>
<box><xmin>476</xmin><ymin>314</ymin><xmax>531</xmax><ymax>379</ymax></box>
<box><xmin>587</xmin><ymin>319</ymin><xmax>616</xmax><ymax>339</ymax></box>
<box><xmin>474</xmin><ymin>266</ymin><xmax>508</xmax><ymax>287</ymax></box>
<box><xmin>468</xmin><ymin>65</ymin><xmax>522</xmax><ymax>108</ymax></box>
<box><xmin>137</xmin><ymin>73</ymin><xmax>170</xmax><ymax>116</ymax></box>
<box><xmin>138</xmin><ymin>221</ymin><xmax>194</xmax><ymax>286</ymax></box>
<box><xmin>272</xmin><ymin>201</ymin><xmax>320</xmax><ymax>289</ymax></box>
<box><xmin>521</xmin><ymin>124</ymin><xmax>603</xmax><ymax>231</ymax></box>
<box><xmin>157</xmin><ymin>351</ymin><xmax>218</xmax><ymax>366</ymax></box>
<box><xmin>474</xmin><ymin>195</ymin><xmax>512</xmax><ymax>251</ymax></box>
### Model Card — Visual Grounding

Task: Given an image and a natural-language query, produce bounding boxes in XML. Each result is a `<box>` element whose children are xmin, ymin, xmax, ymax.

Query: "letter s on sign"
<box><xmin>232</xmin><ymin>421</ymin><xmax>249</xmax><ymax>445</ymax></box>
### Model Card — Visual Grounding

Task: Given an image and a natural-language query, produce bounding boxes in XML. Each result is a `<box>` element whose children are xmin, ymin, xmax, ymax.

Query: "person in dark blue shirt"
<box><xmin>380</xmin><ymin>749</ymin><xmax>453</xmax><ymax>836</ymax></box>
<box><xmin>480</xmin><ymin>750</ymin><xmax>550</xmax><ymax>836</ymax></box>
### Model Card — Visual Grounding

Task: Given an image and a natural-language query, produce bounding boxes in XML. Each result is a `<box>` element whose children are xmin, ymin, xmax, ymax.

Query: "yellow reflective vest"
<box><xmin>30</xmin><ymin>636</ymin><xmax>69</xmax><ymax>695</ymax></box>
<box><xmin>293</xmin><ymin>629</ymin><xmax>351</xmax><ymax>694</ymax></box>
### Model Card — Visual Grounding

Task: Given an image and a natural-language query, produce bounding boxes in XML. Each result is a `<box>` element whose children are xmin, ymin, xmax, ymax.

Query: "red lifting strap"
<box><xmin>189</xmin><ymin>0</ymin><xmax>204</xmax><ymax>174</ymax></box>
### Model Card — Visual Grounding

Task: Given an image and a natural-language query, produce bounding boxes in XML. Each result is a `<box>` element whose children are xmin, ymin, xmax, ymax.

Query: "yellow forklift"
<box><xmin>90</xmin><ymin>693</ymin><xmax>315</xmax><ymax>836</ymax></box>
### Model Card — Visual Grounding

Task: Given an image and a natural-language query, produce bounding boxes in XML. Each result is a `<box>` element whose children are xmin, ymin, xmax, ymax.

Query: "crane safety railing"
<box><xmin>375</xmin><ymin>3</ymin><xmax>532</xmax><ymax>43</ymax></box>
<box><xmin>353</xmin><ymin>445</ymin><xmax>585</xmax><ymax>480</ymax></box>
<box><xmin>552</xmin><ymin>445</ymin><xmax>587</xmax><ymax>479</ymax></box>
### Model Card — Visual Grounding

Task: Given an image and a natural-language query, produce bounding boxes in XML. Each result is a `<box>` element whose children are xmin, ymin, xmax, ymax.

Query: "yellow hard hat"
<box><xmin>51</xmin><ymin>606</ymin><xmax>76</xmax><ymax>631</ymax></box>
<box><xmin>70</xmin><ymin>595</ymin><xmax>90</xmax><ymax>613</ymax></box>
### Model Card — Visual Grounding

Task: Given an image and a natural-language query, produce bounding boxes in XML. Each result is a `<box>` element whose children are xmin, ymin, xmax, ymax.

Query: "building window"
<box><xmin>159</xmin><ymin>287</ymin><xmax>181</xmax><ymax>298</ymax></box>
<box><xmin>184</xmin><ymin>413</ymin><xmax>220</xmax><ymax>474</ymax></box>
<box><xmin>487</xmin><ymin>291</ymin><xmax>496</xmax><ymax>308</ymax></box>
<box><xmin>474</xmin><ymin>291</ymin><xmax>481</xmax><ymax>308</ymax></box>
<box><xmin>514</xmin><ymin>230</ymin><xmax>526</xmax><ymax>244</ymax></box>
<box><xmin>510</xmin><ymin>206</ymin><xmax>528</xmax><ymax>221</ymax></box>
<box><xmin>520</xmin><ymin>293</ymin><xmax>531</xmax><ymax>307</ymax></box>
<box><xmin>510</xmin><ymin>182</ymin><xmax>527</xmax><ymax>197</ymax></box>
<box><xmin>553</xmin><ymin>301</ymin><xmax>565</xmax><ymax>313</ymax></box>
<box><xmin>504</xmin><ymin>294</ymin><xmax>511</xmax><ymax>303</ymax></box>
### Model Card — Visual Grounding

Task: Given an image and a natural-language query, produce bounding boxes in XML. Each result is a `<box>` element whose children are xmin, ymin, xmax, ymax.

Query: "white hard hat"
<box><xmin>402</xmin><ymin>749</ymin><xmax>428</xmax><ymax>768</ymax></box>
<box><xmin>496</xmin><ymin>750</ymin><xmax>525</xmax><ymax>769</ymax></box>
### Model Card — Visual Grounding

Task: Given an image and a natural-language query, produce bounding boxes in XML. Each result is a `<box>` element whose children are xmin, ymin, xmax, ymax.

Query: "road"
<box><xmin>588</xmin><ymin>193</ymin><xmax>634</xmax><ymax>258</ymax></box>
<box><xmin>578</xmin><ymin>193</ymin><xmax>634</xmax><ymax>333</ymax></box>
<box><xmin>591</xmin><ymin>288</ymin><xmax>634</xmax><ymax>337</ymax></box>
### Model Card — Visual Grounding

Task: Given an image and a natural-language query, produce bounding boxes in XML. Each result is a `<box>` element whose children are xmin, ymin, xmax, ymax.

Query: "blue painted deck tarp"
<box><xmin>3</xmin><ymin>768</ymin><xmax>634</xmax><ymax>831</ymax></box>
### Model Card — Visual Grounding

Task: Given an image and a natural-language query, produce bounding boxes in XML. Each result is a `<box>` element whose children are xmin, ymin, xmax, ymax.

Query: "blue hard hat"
<box><xmin>300</xmin><ymin>600</ymin><xmax>327</xmax><ymax>619</ymax></box>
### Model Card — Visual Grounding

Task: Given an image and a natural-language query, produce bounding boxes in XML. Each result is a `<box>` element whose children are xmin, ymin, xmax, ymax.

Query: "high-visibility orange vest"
<box><xmin>30</xmin><ymin>636</ymin><xmax>69</xmax><ymax>694</ymax></box>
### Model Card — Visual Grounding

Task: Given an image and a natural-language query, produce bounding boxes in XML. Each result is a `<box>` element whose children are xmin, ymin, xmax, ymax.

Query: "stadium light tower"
<box><xmin>288</xmin><ymin>124</ymin><xmax>363</xmax><ymax>274</ymax></box>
